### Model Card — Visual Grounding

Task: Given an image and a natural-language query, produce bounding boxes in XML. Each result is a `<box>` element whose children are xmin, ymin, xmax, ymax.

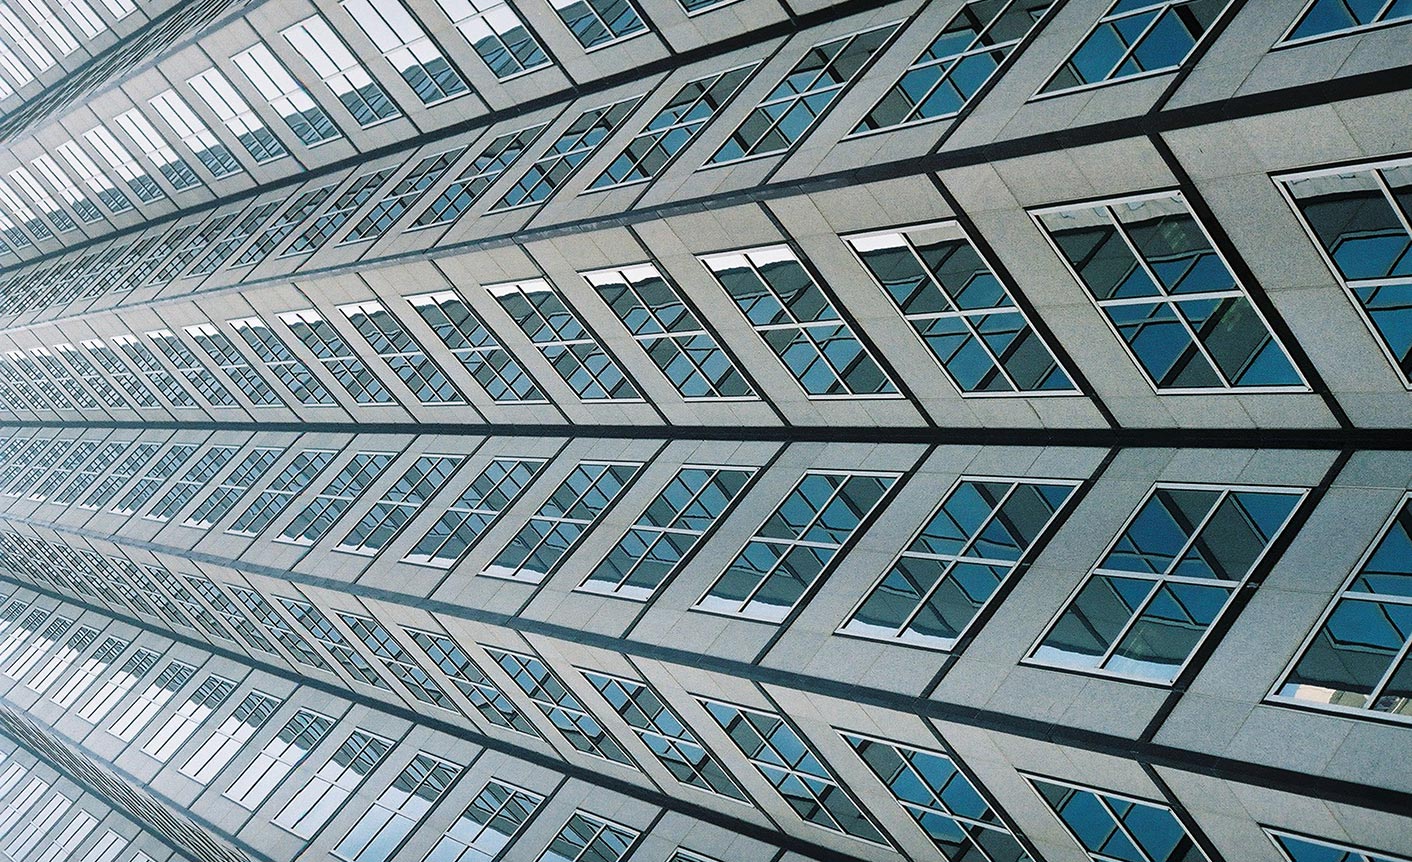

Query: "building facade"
<box><xmin>0</xmin><ymin>0</ymin><xmax>1406</xmax><ymax>861</ymax></box>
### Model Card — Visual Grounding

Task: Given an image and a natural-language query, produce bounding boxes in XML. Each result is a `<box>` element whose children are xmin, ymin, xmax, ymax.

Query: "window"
<box><xmin>5</xmin><ymin>792</ymin><xmax>71</xmax><ymax>861</ymax></box>
<box><xmin>224</xmin><ymin>708</ymin><xmax>335</xmax><ymax>809</ymax></box>
<box><xmin>58</xmin><ymin>0</ymin><xmax>105</xmax><ymax>38</ymax></box>
<box><xmin>585</xmin><ymin>264</ymin><xmax>754</xmax><ymax>398</ymax></box>
<box><xmin>113</xmin><ymin>110</ymin><xmax>202</xmax><ymax>192</ymax></box>
<box><xmin>1284</xmin><ymin>0</ymin><xmax>1412</xmax><ymax>42</ymax></box>
<box><xmin>76</xmin><ymin>441</ymin><xmax>161</xmax><ymax>510</ymax></box>
<box><xmin>50</xmin><ymin>440</ymin><xmax>129</xmax><ymax>506</ymax></box>
<box><xmin>1030</xmin><ymin>777</ymin><xmax>1209</xmax><ymax>862</ymax></box>
<box><xmin>408</xmin><ymin>290</ymin><xmax>545</xmax><ymax>402</ymax></box>
<box><xmin>186</xmin><ymin>447</ymin><xmax>284</xmax><ymax>529</ymax></box>
<box><xmin>185</xmin><ymin>323</ymin><xmax>282</xmax><ymax>406</ymax></box>
<box><xmin>0</xmin><ymin>607</ymin><xmax>48</xmax><ymax>666</ymax></box>
<box><xmin>592</xmin><ymin>65</ymin><xmax>755</xmax><ymax>188</ymax></box>
<box><xmin>292</xmin><ymin>169</ymin><xmax>397</xmax><ymax>254</ymax></box>
<box><xmin>8</xmin><ymin>167</ymin><xmax>75</xmax><ymax>232</ymax></box>
<box><xmin>5</xmin><ymin>615</ymin><xmax>72</xmax><ymax>680</ymax></box>
<box><xmin>846</xmin><ymin>732</ymin><xmax>1028</xmax><ymax>860</ymax></box>
<box><xmin>413</xmin><ymin>125</ymin><xmax>545</xmax><ymax>227</ymax></box>
<box><xmin>229</xmin><ymin>448</ymin><xmax>338</xmax><ymax>536</ymax></box>
<box><xmin>76</xmin><ymin>646</ymin><xmax>159</xmax><ymax>722</ymax></box>
<box><xmin>347</xmin><ymin>148</ymin><xmax>465</xmax><ymax>242</ymax></box>
<box><xmin>32</xmin><ymin>154</ymin><xmax>104</xmax><ymax>222</ymax></box>
<box><xmin>190</xmin><ymin>204</ymin><xmax>283</xmax><ymax>275</ymax></box>
<box><xmin>274</xmin><ymin>729</ymin><xmax>393</xmax><ymax>838</ymax></box>
<box><xmin>406</xmin><ymin>456</ymin><xmax>545</xmax><ymax>567</ymax></box>
<box><xmin>1040</xmin><ymin>0</ymin><xmax>1232</xmax><ymax>94</ymax></box>
<box><xmin>279</xmin><ymin>452</ymin><xmax>396</xmax><ymax>545</ymax></box>
<box><xmin>582</xmin><ymin>465</ymin><xmax>755</xmax><ymax>599</ymax></box>
<box><xmin>110</xmin><ymin>442</ymin><xmax>198</xmax><ymax>515</ymax></box>
<box><xmin>282</xmin><ymin>14</ymin><xmax>400</xmax><ymax>128</ymax></box>
<box><xmin>149</xmin><ymin>89</ymin><xmax>244</xmax><ymax>178</ymax></box>
<box><xmin>141</xmin><ymin>674</ymin><xmax>235</xmax><ymax>761</ymax></box>
<box><xmin>1036</xmin><ymin>193</ymin><xmax>1303</xmax><ymax>390</ymax></box>
<box><xmin>436</xmin><ymin>0</ymin><xmax>548</xmax><ymax>79</ymax></box>
<box><xmin>585</xmin><ymin>670</ymin><xmax>745</xmax><ymax>799</ymax></box>
<box><xmin>187</xmin><ymin>574</ymin><xmax>278</xmax><ymax>653</ymax></box>
<box><xmin>147</xmin><ymin>445</ymin><xmax>239</xmax><ymax>522</ymax></box>
<box><xmin>158</xmin><ymin>570</ymin><xmax>231</xmax><ymax>639</ymax></box>
<box><xmin>847</xmin><ymin>224</ymin><xmax>1073</xmax><ymax>393</ymax></box>
<box><xmin>341</xmin><ymin>612</ymin><xmax>459</xmax><ymax>709</ymax></box>
<box><xmin>15</xmin><ymin>0</ymin><xmax>77</xmax><ymax>54</ymax></box>
<box><xmin>702</xmin><ymin>246</ymin><xmax>897</xmax><ymax>396</ymax></box>
<box><xmin>28</xmin><ymin>626</ymin><xmax>99</xmax><ymax>695</ymax></box>
<box><xmin>335</xmin><ymin>753</ymin><xmax>461</xmax><ymax>862</ymax></box>
<box><xmin>238</xmin><ymin>186</ymin><xmax>336</xmax><ymax>265</ymax></box>
<box><xmin>1031</xmin><ymin>484</ymin><xmax>1303</xmax><ymax>682</ymax></box>
<box><xmin>188</xmin><ymin>68</ymin><xmax>288</xmax><ymax>164</ymax></box>
<box><xmin>83</xmin><ymin>126</ymin><xmax>164</xmax><ymax>203</ymax></box>
<box><xmin>55</xmin><ymin>341</ymin><xmax>126</xmax><ymax>409</ymax></box>
<box><xmin>842</xmin><ymin>478</ymin><xmax>1076</xmax><ymax>648</ymax></box>
<box><xmin>55</xmin><ymin>141</ymin><xmax>131</xmax><ymax>213</ymax></box>
<box><xmin>339</xmin><ymin>454</ymin><xmax>463</xmax><ymax>554</ymax></box>
<box><xmin>232</xmin><ymin>42</ymin><xmax>342</xmax><ymax>147</ymax></box>
<box><xmin>179</xmin><ymin>690</ymin><xmax>282</xmax><ymax>784</ymax></box>
<box><xmin>485</xmin><ymin>461</ymin><xmax>641</xmax><ymax>583</ymax></box>
<box><xmin>29</xmin><ymin>809</ymin><xmax>95</xmax><ymax>862</ymax></box>
<box><xmin>229</xmin><ymin>585</ymin><xmax>332</xmax><ymax>670</ymax></box>
<box><xmin>280</xmin><ymin>598</ymin><xmax>389</xmax><ymax>688</ymax></box>
<box><xmin>538</xmin><ymin>812</ymin><xmax>639</xmax><ymax>862</ymax></box>
<box><xmin>487</xmin><ymin>279</ymin><xmax>640</xmax><ymax>400</ymax></box>
<box><xmin>0</xmin><ymin>179</ymin><xmax>52</xmax><ymax>240</ymax></box>
<box><xmin>1281</xmin><ymin>161</ymin><xmax>1412</xmax><ymax>386</ymax></box>
<box><xmin>278</xmin><ymin>308</ymin><xmax>394</xmax><ymax>404</ymax></box>
<box><xmin>49</xmin><ymin>634</ymin><xmax>125</xmax><ymax>706</ymax></box>
<box><xmin>147</xmin><ymin>330</ymin><xmax>237</xmax><ymax>408</ymax></box>
<box><xmin>0</xmin><ymin>779</ymin><xmax>51</xmax><ymax>846</ymax></box>
<box><xmin>549</xmin><ymin>0</ymin><xmax>647</xmax><ymax>49</ymax></box>
<box><xmin>699</xmin><ymin>471</ymin><xmax>897</xmax><ymax>622</ymax></box>
<box><xmin>702</xmin><ymin>699</ymin><xmax>886</xmax><ymax>843</ymax></box>
<box><xmin>1270</xmin><ymin>831</ymin><xmax>1408</xmax><ymax>862</ymax></box>
<box><xmin>485</xmin><ymin>646</ymin><xmax>633</xmax><ymax>764</ymax></box>
<box><xmin>338</xmin><ymin>300</ymin><xmax>463</xmax><ymax>403</ymax></box>
<box><xmin>75</xmin><ymin>831</ymin><xmax>129</xmax><ymax>862</ymax></box>
<box><xmin>407</xmin><ymin>628</ymin><xmax>539</xmax><ymax>734</ymax></box>
<box><xmin>425</xmin><ymin>779</ymin><xmax>542</xmax><ymax>862</ymax></box>
<box><xmin>711</xmin><ymin>25</ymin><xmax>897</xmax><ymax>164</ymax></box>
<box><xmin>341</xmin><ymin>0</ymin><xmax>469</xmax><ymax>105</ymax></box>
<box><xmin>858</xmin><ymin>0</ymin><xmax>1050</xmax><ymax>132</ymax></box>
<box><xmin>153</xmin><ymin>214</ymin><xmax>237</xmax><ymax>283</ymax></box>
<box><xmin>230</xmin><ymin>316</ymin><xmax>338</xmax><ymax>406</ymax></box>
<box><xmin>494</xmin><ymin>99</ymin><xmax>640</xmax><ymax>210</ymax></box>
<box><xmin>1274</xmin><ymin>495</ymin><xmax>1412</xmax><ymax>718</ymax></box>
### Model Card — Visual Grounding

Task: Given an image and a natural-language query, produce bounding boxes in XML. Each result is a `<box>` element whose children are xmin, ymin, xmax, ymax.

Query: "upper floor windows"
<box><xmin>404</xmin><ymin>455</ymin><xmax>545</xmax><ymax>567</ymax></box>
<box><xmin>487</xmin><ymin>279</ymin><xmax>641</xmax><ymax>401</ymax></box>
<box><xmin>1030</xmin><ymin>777</ymin><xmax>1210</xmax><ymax>862</ymax></box>
<box><xmin>282</xmin><ymin>14</ymin><xmax>401</xmax><ymax>129</ymax></box>
<box><xmin>225</xmin><ymin>708</ymin><xmax>335</xmax><ymax>810</ymax></box>
<box><xmin>435</xmin><ymin>0</ymin><xmax>550</xmax><ymax>79</ymax></box>
<box><xmin>856</xmin><ymin>0</ymin><xmax>1053</xmax><ymax>133</ymax></box>
<box><xmin>550</xmin><ymin>0</ymin><xmax>648</xmax><ymax>50</ymax></box>
<box><xmin>407</xmin><ymin>290</ymin><xmax>545</xmax><ymax>403</ymax></box>
<box><xmin>698</xmin><ymin>470</ymin><xmax>897</xmax><ymax>622</ymax></box>
<box><xmin>341</xmin><ymin>0</ymin><xmax>470</xmax><ymax>106</ymax></box>
<box><xmin>486</xmin><ymin>645</ymin><xmax>634</xmax><ymax>765</ymax></box>
<box><xmin>841</xmin><ymin>477</ymin><xmax>1076</xmax><ymax>649</ymax></box>
<box><xmin>338</xmin><ymin>300</ymin><xmax>464</xmax><ymax>404</ymax></box>
<box><xmin>581</xmin><ymin>465</ymin><xmax>755</xmax><ymax>600</ymax></box>
<box><xmin>1284</xmin><ymin>0</ymin><xmax>1412</xmax><ymax>43</ymax></box>
<box><xmin>585</xmin><ymin>263</ymin><xmax>755</xmax><ymax>399</ymax></box>
<box><xmin>1270</xmin><ymin>831</ymin><xmax>1408</xmax><ymax>862</ymax></box>
<box><xmin>494</xmin><ymin>98</ymin><xmax>641</xmax><ymax>211</ymax></box>
<box><xmin>1040</xmin><ymin>0</ymin><xmax>1233</xmax><ymax>95</ymax></box>
<box><xmin>847</xmin><ymin>224</ymin><xmax>1074</xmax><ymax>394</ymax></box>
<box><xmin>188</xmin><ymin>69</ymin><xmax>287</xmax><ymax>165</ymax></box>
<box><xmin>592</xmin><ymin>65</ymin><xmax>756</xmax><ymax>189</ymax></box>
<box><xmin>846</xmin><ymin>732</ymin><xmax>1031</xmax><ymax>861</ymax></box>
<box><xmin>701</xmin><ymin>246</ymin><xmax>897</xmax><ymax>397</ymax></box>
<box><xmin>149</xmin><ymin>89</ymin><xmax>244</xmax><ymax>179</ymax></box>
<box><xmin>1036</xmin><ymin>193</ymin><xmax>1304</xmax><ymax>391</ymax></box>
<box><xmin>710</xmin><ymin>25</ymin><xmax>898</xmax><ymax>165</ymax></box>
<box><xmin>232</xmin><ymin>42</ymin><xmax>343</xmax><ymax>148</ymax></box>
<box><xmin>337</xmin><ymin>454</ymin><xmax>463</xmax><ymax>555</ymax></box>
<box><xmin>1030</xmin><ymin>484</ymin><xmax>1303</xmax><ymax>682</ymax></box>
<box><xmin>274</xmin><ymin>728</ymin><xmax>393</xmax><ymax>839</ymax></box>
<box><xmin>1282</xmin><ymin>160</ymin><xmax>1412</xmax><ymax>386</ymax></box>
<box><xmin>278</xmin><ymin>308</ymin><xmax>394</xmax><ymax>405</ymax></box>
<box><xmin>113</xmin><ymin>110</ymin><xmax>202</xmax><ymax>192</ymax></box>
<box><xmin>1274</xmin><ymin>494</ymin><xmax>1412</xmax><ymax>720</ymax></box>
<box><xmin>539</xmin><ymin>812</ymin><xmax>640</xmax><ymax>862</ymax></box>
<box><xmin>424</xmin><ymin>779</ymin><xmax>542</xmax><ymax>861</ymax></box>
<box><xmin>702</xmin><ymin>699</ymin><xmax>886</xmax><ymax>844</ymax></box>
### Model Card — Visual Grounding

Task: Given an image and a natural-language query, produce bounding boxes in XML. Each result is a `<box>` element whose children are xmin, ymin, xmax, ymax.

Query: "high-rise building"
<box><xmin>0</xmin><ymin>0</ymin><xmax>1405</xmax><ymax>861</ymax></box>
